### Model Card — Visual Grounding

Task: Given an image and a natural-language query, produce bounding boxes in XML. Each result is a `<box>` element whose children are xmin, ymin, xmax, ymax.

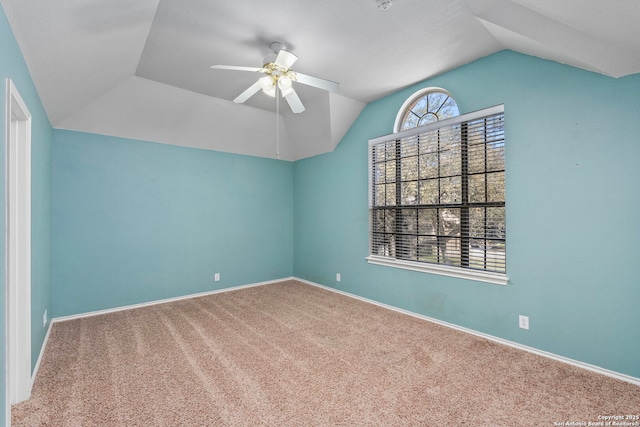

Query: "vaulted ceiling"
<box><xmin>2</xmin><ymin>0</ymin><xmax>639</xmax><ymax>160</ymax></box>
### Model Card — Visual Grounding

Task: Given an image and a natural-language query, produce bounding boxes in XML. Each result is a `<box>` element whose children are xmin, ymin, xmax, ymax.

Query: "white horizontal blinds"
<box><xmin>369</xmin><ymin>105</ymin><xmax>505</xmax><ymax>273</ymax></box>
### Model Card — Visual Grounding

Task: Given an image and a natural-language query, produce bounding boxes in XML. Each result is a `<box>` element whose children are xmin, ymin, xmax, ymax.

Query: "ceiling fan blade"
<box><xmin>233</xmin><ymin>80</ymin><xmax>262</xmax><ymax>104</ymax></box>
<box><xmin>294</xmin><ymin>72</ymin><xmax>340</xmax><ymax>93</ymax></box>
<box><xmin>274</xmin><ymin>50</ymin><xmax>298</xmax><ymax>69</ymax></box>
<box><xmin>211</xmin><ymin>65</ymin><xmax>263</xmax><ymax>73</ymax></box>
<box><xmin>284</xmin><ymin>89</ymin><xmax>305</xmax><ymax>113</ymax></box>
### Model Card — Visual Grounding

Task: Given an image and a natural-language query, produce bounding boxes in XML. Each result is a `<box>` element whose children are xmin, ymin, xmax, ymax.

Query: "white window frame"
<box><xmin>367</xmin><ymin>104</ymin><xmax>508</xmax><ymax>286</ymax></box>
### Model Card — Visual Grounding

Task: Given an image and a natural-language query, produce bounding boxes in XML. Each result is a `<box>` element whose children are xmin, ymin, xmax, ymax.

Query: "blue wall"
<box><xmin>294</xmin><ymin>50</ymin><xmax>640</xmax><ymax>378</ymax></box>
<box><xmin>52</xmin><ymin>131</ymin><xmax>294</xmax><ymax>317</ymax></box>
<box><xmin>1</xmin><ymin>2</ymin><xmax>53</xmax><ymax>420</ymax></box>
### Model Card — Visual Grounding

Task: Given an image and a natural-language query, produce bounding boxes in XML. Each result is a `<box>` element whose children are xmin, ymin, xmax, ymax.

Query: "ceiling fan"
<box><xmin>211</xmin><ymin>42</ymin><xmax>340</xmax><ymax>114</ymax></box>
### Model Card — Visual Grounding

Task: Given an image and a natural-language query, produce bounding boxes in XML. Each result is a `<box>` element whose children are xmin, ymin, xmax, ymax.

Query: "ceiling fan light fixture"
<box><xmin>278</xmin><ymin>76</ymin><xmax>292</xmax><ymax>89</ymax></box>
<box><xmin>278</xmin><ymin>76</ymin><xmax>294</xmax><ymax>96</ymax></box>
<box><xmin>259</xmin><ymin>76</ymin><xmax>276</xmax><ymax>97</ymax></box>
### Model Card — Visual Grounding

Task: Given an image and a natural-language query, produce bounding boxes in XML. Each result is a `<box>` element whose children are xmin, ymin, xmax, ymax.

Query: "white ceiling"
<box><xmin>2</xmin><ymin>0</ymin><xmax>639</xmax><ymax>160</ymax></box>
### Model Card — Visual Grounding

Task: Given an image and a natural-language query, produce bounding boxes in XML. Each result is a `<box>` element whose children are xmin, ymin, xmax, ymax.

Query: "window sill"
<box><xmin>365</xmin><ymin>255</ymin><xmax>509</xmax><ymax>286</ymax></box>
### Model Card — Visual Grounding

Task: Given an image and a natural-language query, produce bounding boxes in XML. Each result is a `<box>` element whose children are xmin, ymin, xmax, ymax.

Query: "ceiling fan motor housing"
<box><xmin>263</xmin><ymin>54</ymin><xmax>277</xmax><ymax>66</ymax></box>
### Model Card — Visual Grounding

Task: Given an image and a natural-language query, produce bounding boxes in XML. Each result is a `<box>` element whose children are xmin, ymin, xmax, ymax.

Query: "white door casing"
<box><xmin>5</xmin><ymin>78</ymin><xmax>32</xmax><ymax>411</ymax></box>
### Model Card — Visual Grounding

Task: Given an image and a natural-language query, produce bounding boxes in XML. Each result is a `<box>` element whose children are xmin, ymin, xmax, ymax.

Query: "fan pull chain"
<box><xmin>276</xmin><ymin>86</ymin><xmax>280</xmax><ymax>160</ymax></box>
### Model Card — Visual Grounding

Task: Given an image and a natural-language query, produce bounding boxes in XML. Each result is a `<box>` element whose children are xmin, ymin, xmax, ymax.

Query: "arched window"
<box><xmin>369</xmin><ymin>88</ymin><xmax>506</xmax><ymax>283</ymax></box>
<box><xmin>395</xmin><ymin>88</ymin><xmax>459</xmax><ymax>132</ymax></box>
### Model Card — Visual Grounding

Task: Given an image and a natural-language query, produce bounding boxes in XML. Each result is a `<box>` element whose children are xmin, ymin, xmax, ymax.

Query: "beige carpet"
<box><xmin>12</xmin><ymin>280</ymin><xmax>640</xmax><ymax>426</ymax></box>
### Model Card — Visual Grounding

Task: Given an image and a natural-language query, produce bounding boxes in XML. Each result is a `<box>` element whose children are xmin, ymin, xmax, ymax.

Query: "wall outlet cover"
<box><xmin>519</xmin><ymin>315</ymin><xmax>529</xmax><ymax>330</ymax></box>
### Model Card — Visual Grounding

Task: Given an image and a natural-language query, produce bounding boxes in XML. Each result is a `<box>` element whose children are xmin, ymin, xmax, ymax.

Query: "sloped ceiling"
<box><xmin>2</xmin><ymin>0</ymin><xmax>639</xmax><ymax>160</ymax></box>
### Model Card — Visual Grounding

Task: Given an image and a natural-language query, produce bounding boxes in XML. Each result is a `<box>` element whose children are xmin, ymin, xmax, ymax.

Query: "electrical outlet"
<box><xmin>519</xmin><ymin>315</ymin><xmax>529</xmax><ymax>330</ymax></box>
<box><xmin>43</xmin><ymin>309</ymin><xmax>47</xmax><ymax>327</ymax></box>
<box><xmin>214</xmin><ymin>273</ymin><xmax>220</xmax><ymax>282</ymax></box>
<box><xmin>336</xmin><ymin>273</ymin><xmax>341</xmax><ymax>282</ymax></box>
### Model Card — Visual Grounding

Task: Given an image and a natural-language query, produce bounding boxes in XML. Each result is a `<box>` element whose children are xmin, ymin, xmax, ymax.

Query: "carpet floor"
<box><xmin>12</xmin><ymin>280</ymin><xmax>640</xmax><ymax>426</ymax></box>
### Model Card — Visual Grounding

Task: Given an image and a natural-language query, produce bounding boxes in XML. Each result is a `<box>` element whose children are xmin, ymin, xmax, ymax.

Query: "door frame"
<box><xmin>5</xmin><ymin>78</ymin><xmax>32</xmax><ymax>416</ymax></box>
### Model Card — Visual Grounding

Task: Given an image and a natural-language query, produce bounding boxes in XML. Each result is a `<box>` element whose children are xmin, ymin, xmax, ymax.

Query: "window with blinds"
<box><xmin>368</xmin><ymin>105</ymin><xmax>506</xmax><ymax>279</ymax></box>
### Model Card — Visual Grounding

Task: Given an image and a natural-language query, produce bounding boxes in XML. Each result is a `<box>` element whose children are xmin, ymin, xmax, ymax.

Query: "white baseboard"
<box><xmin>52</xmin><ymin>277</ymin><xmax>294</xmax><ymax>323</ymax></box>
<box><xmin>295</xmin><ymin>277</ymin><xmax>640</xmax><ymax>387</ymax></box>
